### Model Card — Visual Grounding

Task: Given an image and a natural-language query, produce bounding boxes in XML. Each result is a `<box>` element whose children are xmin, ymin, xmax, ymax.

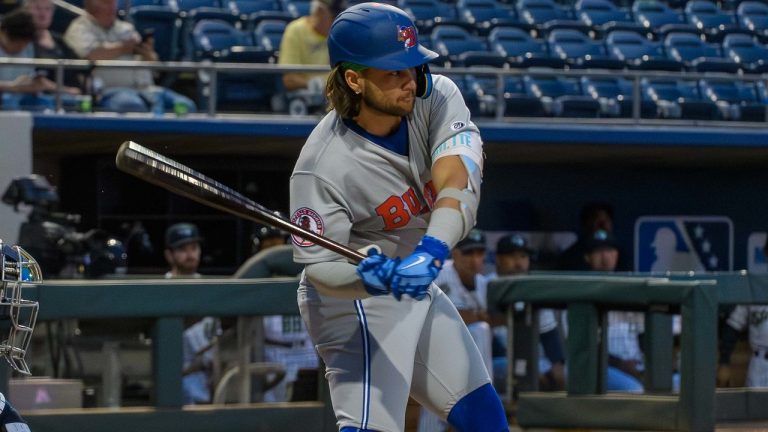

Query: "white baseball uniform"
<box><xmin>727</xmin><ymin>305</ymin><xmax>768</xmax><ymax>387</ymax></box>
<box><xmin>290</xmin><ymin>75</ymin><xmax>490</xmax><ymax>432</ymax></box>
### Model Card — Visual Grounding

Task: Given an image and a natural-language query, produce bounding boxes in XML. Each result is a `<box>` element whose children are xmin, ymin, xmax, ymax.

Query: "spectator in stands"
<box><xmin>418</xmin><ymin>229</ymin><xmax>493</xmax><ymax>432</ymax></box>
<box><xmin>0</xmin><ymin>8</ymin><xmax>79</xmax><ymax>110</ymax></box>
<box><xmin>278</xmin><ymin>0</ymin><xmax>346</xmax><ymax>114</ymax></box>
<box><xmin>63</xmin><ymin>0</ymin><xmax>196</xmax><ymax>113</ymax></box>
<box><xmin>24</xmin><ymin>0</ymin><xmax>82</xmax><ymax>88</ymax></box>
<box><xmin>558</xmin><ymin>201</ymin><xmax>628</xmax><ymax>271</ymax></box>
<box><xmin>491</xmin><ymin>233</ymin><xmax>566</xmax><ymax>392</ymax></box>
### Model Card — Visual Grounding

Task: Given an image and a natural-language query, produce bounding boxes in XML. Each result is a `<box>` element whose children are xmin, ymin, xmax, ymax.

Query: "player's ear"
<box><xmin>344</xmin><ymin>69</ymin><xmax>362</xmax><ymax>94</ymax></box>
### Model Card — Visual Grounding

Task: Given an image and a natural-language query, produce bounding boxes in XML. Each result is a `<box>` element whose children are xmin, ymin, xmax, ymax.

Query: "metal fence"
<box><xmin>4</xmin><ymin>57</ymin><xmax>768</xmax><ymax>123</ymax></box>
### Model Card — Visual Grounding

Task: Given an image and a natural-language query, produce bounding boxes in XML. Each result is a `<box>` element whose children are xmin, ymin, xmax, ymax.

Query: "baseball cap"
<box><xmin>318</xmin><ymin>0</ymin><xmax>348</xmax><ymax>16</ymax></box>
<box><xmin>165</xmin><ymin>223</ymin><xmax>202</xmax><ymax>249</ymax></box>
<box><xmin>455</xmin><ymin>229</ymin><xmax>486</xmax><ymax>252</ymax></box>
<box><xmin>584</xmin><ymin>229</ymin><xmax>618</xmax><ymax>253</ymax></box>
<box><xmin>496</xmin><ymin>233</ymin><xmax>532</xmax><ymax>255</ymax></box>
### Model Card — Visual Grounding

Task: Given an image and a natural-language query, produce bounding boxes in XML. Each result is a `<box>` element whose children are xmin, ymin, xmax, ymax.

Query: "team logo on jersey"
<box><xmin>451</xmin><ymin>121</ymin><xmax>465</xmax><ymax>131</ymax></box>
<box><xmin>291</xmin><ymin>207</ymin><xmax>324</xmax><ymax>247</ymax></box>
<box><xmin>397</xmin><ymin>25</ymin><xmax>417</xmax><ymax>50</ymax></box>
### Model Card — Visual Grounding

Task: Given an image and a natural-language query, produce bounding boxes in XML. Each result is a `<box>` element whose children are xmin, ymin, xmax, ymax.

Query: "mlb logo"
<box><xmin>634</xmin><ymin>216</ymin><xmax>733</xmax><ymax>272</ymax></box>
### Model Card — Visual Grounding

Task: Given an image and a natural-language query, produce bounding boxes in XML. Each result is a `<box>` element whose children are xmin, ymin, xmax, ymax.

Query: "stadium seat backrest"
<box><xmin>664</xmin><ymin>31</ymin><xmax>720</xmax><ymax>61</ymax></box>
<box><xmin>632</xmin><ymin>0</ymin><xmax>684</xmax><ymax>28</ymax></box>
<box><xmin>548</xmin><ymin>28</ymin><xmax>605</xmax><ymax>59</ymax></box>
<box><xmin>192</xmin><ymin>19</ymin><xmax>247</xmax><ymax>56</ymax></box>
<box><xmin>431</xmin><ymin>24</ymin><xmax>487</xmax><ymax>56</ymax></box>
<box><xmin>580</xmin><ymin>76</ymin><xmax>631</xmax><ymax>98</ymax></box>
<box><xmin>128</xmin><ymin>5</ymin><xmax>182</xmax><ymax>61</ymax></box>
<box><xmin>736</xmin><ymin>1</ymin><xmax>768</xmax><ymax>32</ymax></box>
<box><xmin>175</xmin><ymin>0</ymin><xmax>221</xmax><ymax>11</ymax></box>
<box><xmin>722</xmin><ymin>33</ymin><xmax>768</xmax><ymax>63</ymax></box>
<box><xmin>254</xmin><ymin>19</ymin><xmax>287</xmax><ymax>52</ymax></box>
<box><xmin>685</xmin><ymin>0</ymin><xmax>734</xmax><ymax>29</ymax></box>
<box><xmin>605</xmin><ymin>30</ymin><xmax>665</xmax><ymax>60</ymax></box>
<box><xmin>643</xmin><ymin>78</ymin><xmax>682</xmax><ymax>100</ymax></box>
<box><xmin>517</xmin><ymin>0</ymin><xmax>571</xmax><ymax>25</ymax></box>
<box><xmin>699</xmin><ymin>79</ymin><xmax>753</xmax><ymax>103</ymax></box>
<box><xmin>282</xmin><ymin>0</ymin><xmax>310</xmax><ymax>16</ymax></box>
<box><xmin>575</xmin><ymin>0</ymin><xmax>631</xmax><ymax>26</ymax></box>
<box><xmin>488</xmin><ymin>26</ymin><xmax>548</xmax><ymax>56</ymax></box>
<box><xmin>228</xmin><ymin>0</ymin><xmax>281</xmax><ymax>15</ymax></box>
<box><xmin>457</xmin><ymin>0</ymin><xmax>515</xmax><ymax>23</ymax></box>
<box><xmin>524</xmin><ymin>75</ymin><xmax>582</xmax><ymax>97</ymax></box>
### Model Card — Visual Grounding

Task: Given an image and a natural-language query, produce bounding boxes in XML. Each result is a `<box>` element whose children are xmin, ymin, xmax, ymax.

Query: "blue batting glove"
<box><xmin>390</xmin><ymin>235</ymin><xmax>449</xmax><ymax>301</ymax></box>
<box><xmin>356</xmin><ymin>248</ymin><xmax>399</xmax><ymax>297</ymax></box>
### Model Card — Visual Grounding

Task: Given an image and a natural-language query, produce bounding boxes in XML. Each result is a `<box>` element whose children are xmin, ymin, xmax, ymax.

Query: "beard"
<box><xmin>362</xmin><ymin>90</ymin><xmax>415</xmax><ymax>117</ymax></box>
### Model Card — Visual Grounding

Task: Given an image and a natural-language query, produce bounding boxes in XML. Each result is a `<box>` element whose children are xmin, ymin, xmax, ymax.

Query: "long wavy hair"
<box><xmin>325</xmin><ymin>65</ymin><xmax>362</xmax><ymax>119</ymax></box>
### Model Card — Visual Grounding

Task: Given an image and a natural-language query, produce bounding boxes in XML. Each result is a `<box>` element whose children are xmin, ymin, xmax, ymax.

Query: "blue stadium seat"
<box><xmin>699</xmin><ymin>79</ymin><xmax>766</xmax><ymax>121</ymax></box>
<box><xmin>643</xmin><ymin>78</ymin><xmax>720</xmax><ymax>119</ymax></box>
<box><xmin>632</xmin><ymin>0</ymin><xmax>698</xmax><ymax>37</ymax></box>
<box><xmin>605</xmin><ymin>30</ymin><xmax>685</xmax><ymax>70</ymax></box>
<box><xmin>455</xmin><ymin>0</ymin><xmax>521</xmax><ymax>34</ymax></box>
<box><xmin>245</xmin><ymin>10</ymin><xmax>294</xmax><ymax>31</ymax></box>
<box><xmin>180</xmin><ymin>7</ymin><xmax>241</xmax><ymax>59</ymax></box>
<box><xmin>253</xmin><ymin>19</ymin><xmax>287</xmax><ymax>54</ymax></box>
<box><xmin>722</xmin><ymin>33</ymin><xmax>768</xmax><ymax>72</ymax></box>
<box><xmin>580</xmin><ymin>76</ymin><xmax>657</xmax><ymax>117</ymax></box>
<box><xmin>664</xmin><ymin>31</ymin><xmax>741</xmax><ymax>72</ymax></box>
<box><xmin>228</xmin><ymin>0</ymin><xmax>281</xmax><ymax>16</ymax></box>
<box><xmin>736</xmin><ymin>1</ymin><xmax>768</xmax><ymax>37</ymax></box>
<box><xmin>398</xmin><ymin>0</ymin><xmax>471</xmax><ymax>35</ymax></box>
<box><xmin>488</xmin><ymin>26</ymin><xmax>567</xmax><ymax>67</ymax></box>
<box><xmin>174</xmin><ymin>0</ymin><xmax>222</xmax><ymax>11</ymax></box>
<box><xmin>281</xmin><ymin>0</ymin><xmax>309</xmax><ymax>17</ymax></box>
<box><xmin>547</xmin><ymin>28</ymin><xmax>625</xmax><ymax>68</ymax></box>
<box><xmin>128</xmin><ymin>5</ymin><xmax>182</xmax><ymax>61</ymax></box>
<box><xmin>466</xmin><ymin>74</ymin><xmax>546</xmax><ymax>116</ymax></box>
<box><xmin>523</xmin><ymin>75</ymin><xmax>602</xmax><ymax>117</ymax></box>
<box><xmin>684</xmin><ymin>0</ymin><xmax>742</xmax><ymax>41</ymax></box>
<box><xmin>191</xmin><ymin>19</ymin><xmax>250</xmax><ymax>59</ymax></box>
<box><xmin>119</xmin><ymin>0</ymin><xmax>168</xmax><ymax>17</ymax></box>
<box><xmin>517</xmin><ymin>0</ymin><xmax>591</xmax><ymax>35</ymax></box>
<box><xmin>430</xmin><ymin>24</ymin><xmax>493</xmax><ymax>66</ymax></box>
<box><xmin>575</xmin><ymin>0</ymin><xmax>631</xmax><ymax>27</ymax></box>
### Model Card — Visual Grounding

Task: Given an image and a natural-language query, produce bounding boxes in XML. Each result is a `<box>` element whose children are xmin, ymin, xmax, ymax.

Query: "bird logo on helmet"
<box><xmin>397</xmin><ymin>25</ymin><xmax>416</xmax><ymax>50</ymax></box>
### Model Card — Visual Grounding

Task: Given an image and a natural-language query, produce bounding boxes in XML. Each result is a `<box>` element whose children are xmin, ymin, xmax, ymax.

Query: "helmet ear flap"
<box><xmin>415</xmin><ymin>63</ymin><xmax>433</xmax><ymax>99</ymax></box>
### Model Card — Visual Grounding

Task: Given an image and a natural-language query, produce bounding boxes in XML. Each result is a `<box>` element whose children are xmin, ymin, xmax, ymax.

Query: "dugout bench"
<box><xmin>3</xmin><ymin>277</ymin><xmax>336</xmax><ymax>432</ymax></box>
<box><xmin>489</xmin><ymin>272</ymin><xmax>768</xmax><ymax>431</ymax></box>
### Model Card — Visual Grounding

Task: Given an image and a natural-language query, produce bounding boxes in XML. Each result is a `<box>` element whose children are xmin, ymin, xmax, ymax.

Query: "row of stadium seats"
<box><xmin>424</xmin><ymin>26</ymin><xmax>768</xmax><ymax>73</ymax></box>
<box><xmin>451</xmin><ymin>74</ymin><xmax>768</xmax><ymax>120</ymax></box>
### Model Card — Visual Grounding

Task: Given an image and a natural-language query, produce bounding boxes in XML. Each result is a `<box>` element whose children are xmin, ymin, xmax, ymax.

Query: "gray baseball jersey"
<box><xmin>727</xmin><ymin>305</ymin><xmax>768</xmax><ymax>387</ymax></box>
<box><xmin>290</xmin><ymin>75</ymin><xmax>489</xmax><ymax>431</ymax></box>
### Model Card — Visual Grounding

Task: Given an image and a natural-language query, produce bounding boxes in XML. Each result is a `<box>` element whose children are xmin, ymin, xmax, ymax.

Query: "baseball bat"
<box><xmin>115</xmin><ymin>141</ymin><xmax>366</xmax><ymax>263</ymax></box>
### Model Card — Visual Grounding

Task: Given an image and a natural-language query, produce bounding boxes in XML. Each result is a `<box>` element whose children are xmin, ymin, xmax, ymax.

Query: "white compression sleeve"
<box><xmin>305</xmin><ymin>261</ymin><xmax>371</xmax><ymax>299</ymax></box>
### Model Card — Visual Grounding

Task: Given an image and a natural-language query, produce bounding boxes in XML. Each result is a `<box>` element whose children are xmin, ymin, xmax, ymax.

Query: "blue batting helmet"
<box><xmin>327</xmin><ymin>2</ymin><xmax>438</xmax><ymax>71</ymax></box>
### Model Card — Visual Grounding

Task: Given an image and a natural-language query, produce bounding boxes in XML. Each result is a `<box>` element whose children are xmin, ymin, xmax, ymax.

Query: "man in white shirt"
<box><xmin>64</xmin><ymin>0</ymin><xmax>195</xmax><ymax>113</ymax></box>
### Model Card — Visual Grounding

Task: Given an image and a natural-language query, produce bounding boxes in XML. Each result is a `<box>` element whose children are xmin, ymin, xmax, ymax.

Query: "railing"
<box><xmin>5</xmin><ymin>57</ymin><xmax>768</xmax><ymax>123</ymax></box>
<box><xmin>488</xmin><ymin>272</ymin><xmax>768</xmax><ymax>431</ymax></box>
<box><xmin>10</xmin><ymin>277</ymin><xmax>336</xmax><ymax>432</ymax></box>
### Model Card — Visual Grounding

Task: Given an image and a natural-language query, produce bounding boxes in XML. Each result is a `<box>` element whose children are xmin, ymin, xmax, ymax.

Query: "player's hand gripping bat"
<box><xmin>115</xmin><ymin>141</ymin><xmax>366</xmax><ymax>263</ymax></box>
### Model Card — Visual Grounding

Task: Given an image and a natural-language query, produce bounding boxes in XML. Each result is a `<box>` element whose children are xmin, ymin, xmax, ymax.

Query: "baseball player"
<box><xmin>289</xmin><ymin>3</ymin><xmax>507</xmax><ymax>431</ymax></box>
<box><xmin>718</xmin><ymin>304</ymin><xmax>768</xmax><ymax>387</ymax></box>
